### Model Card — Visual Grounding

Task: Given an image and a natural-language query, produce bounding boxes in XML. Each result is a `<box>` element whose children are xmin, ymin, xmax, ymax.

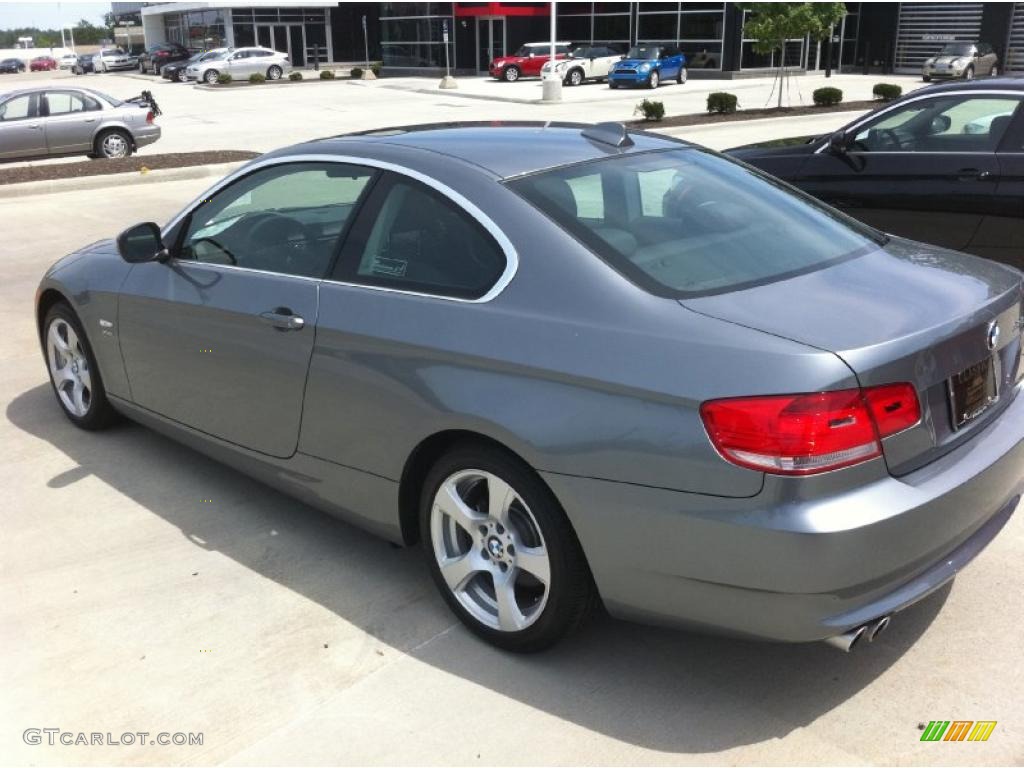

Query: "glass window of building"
<box><xmin>381</xmin><ymin>4</ymin><xmax>454</xmax><ymax>68</ymax></box>
<box><xmin>637</xmin><ymin>2</ymin><xmax>725</xmax><ymax>70</ymax></box>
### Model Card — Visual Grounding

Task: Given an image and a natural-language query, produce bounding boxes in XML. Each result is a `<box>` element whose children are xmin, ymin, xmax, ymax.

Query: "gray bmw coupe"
<box><xmin>36</xmin><ymin>122</ymin><xmax>1024</xmax><ymax>652</ymax></box>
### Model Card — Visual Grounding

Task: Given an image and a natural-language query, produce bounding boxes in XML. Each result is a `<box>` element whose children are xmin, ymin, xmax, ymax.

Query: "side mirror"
<box><xmin>827</xmin><ymin>130</ymin><xmax>848</xmax><ymax>154</ymax></box>
<box><xmin>928</xmin><ymin>114</ymin><xmax>952</xmax><ymax>134</ymax></box>
<box><xmin>116</xmin><ymin>222</ymin><xmax>168</xmax><ymax>263</ymax></box>
<box><xmin>528</xmin><ymin>52</ymin><xmax>536</xmax><ymax>58</ymax></box>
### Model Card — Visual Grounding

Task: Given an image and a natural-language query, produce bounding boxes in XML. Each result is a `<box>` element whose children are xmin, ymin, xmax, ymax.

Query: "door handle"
<box><xmin>27</xmin><ymin>123</ymin><xmax>41</xmax><ymax>130</ymax></box>
<box><xmin>259</xmin><ymin>308</ymin><xmax>305</xmax><ymax>331</ymax></box>
<box><xmin>957</xmin><ymin>168</ymin><xmax>994</xmax><ymax>181</ymax></box>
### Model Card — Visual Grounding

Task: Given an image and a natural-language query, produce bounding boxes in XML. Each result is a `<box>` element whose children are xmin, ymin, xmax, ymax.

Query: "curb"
<box><xmin>0</xmin><ymin>161</ymin><xmax>247</xmax><ymax>199</ymax></box>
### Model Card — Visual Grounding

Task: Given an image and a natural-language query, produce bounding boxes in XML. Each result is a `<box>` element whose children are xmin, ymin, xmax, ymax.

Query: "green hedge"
<box><xmin>319</xmin><ymin>69</ymin><xmax>336</xmax><ymax>80</ymax></box>
<box><xmin>249</xmin><ymin>72</ymin><xmax>266</xmax><ymax>84</ymax></box>
<box><xmin>872</xmin><ymin>83</ymin><xmax>902</xmax><ymax>101</ymax></box>
<box><xmin>707</xmin><ymin>92</ymin><xmax>738</xmax><ymax>114</ymax></box>
<box><xmin>635</xmin><ymin>98</ymin><xmax>665</xmax><ymax>122</ymax></box>
<box><xmin>812</xmin><ymin>87</ymin><xmax>843</xmax><ymax>106</ymax></box>
<box><xmin>288</xmin><ymin>71</ymin><xmax>303</xmax><ymax>81</ymax></box>
<box><xmin>350</xmin><ymin>67</ymin><xmax>363</xmax><ymax>79</ymax></box>
<box><xmin>216</xmin><ymin>72</ymin><xmax>232</xmax><ymax>85</ymax></box>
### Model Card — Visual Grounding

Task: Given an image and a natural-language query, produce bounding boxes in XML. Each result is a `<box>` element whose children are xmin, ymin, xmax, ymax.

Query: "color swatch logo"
<box><xmin>920</xmin><ymin>721</ymin><xmax>997</xmax><ymax>742</ymax></box>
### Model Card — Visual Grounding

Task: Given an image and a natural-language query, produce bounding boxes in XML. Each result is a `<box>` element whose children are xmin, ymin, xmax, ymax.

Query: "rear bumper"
<box><xmin>544</xmin><ymin>384</ymin><xmax>1024</xmax><ymax>642</ymax></box>
<box><xmin>132</xmin><ymin>125</ymin><xmax>161</xmax><ymax>148</ymax></box>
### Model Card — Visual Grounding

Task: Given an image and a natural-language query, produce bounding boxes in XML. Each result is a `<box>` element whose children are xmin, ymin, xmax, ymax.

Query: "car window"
<box><xmin>341</xmin><ymin>175</ymin><xmax>507</xmax><ymax>299</ymax></box>
<box><xmin>852</xmin><ymin>96</ymin><xmax>1021</xmax><ymax>152</ymax></box>
<box><xmin>179</xmin><ymin>162</ymin><xmax>376</xmax><ymax>279</ymax></box>
<box><xmin>0</xmin><ymin>94</ymin><xmax>33</xmax><ymax>121</ymax></box>
<box><xmin>510</xmin><ymin>148</ymin><xmax>880</xmax><ymax>298</ymax></box>
<box><xmin>45</xmin><ymin>92</ymin><xmax>90</xmax><ymax>116</ymax></box>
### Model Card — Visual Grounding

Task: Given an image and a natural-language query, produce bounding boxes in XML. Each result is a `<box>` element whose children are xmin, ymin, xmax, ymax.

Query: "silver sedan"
<box><xmin>0</xmin><ymin>87</ymin><xmax>161</xmax><ymax>161</ymax></box>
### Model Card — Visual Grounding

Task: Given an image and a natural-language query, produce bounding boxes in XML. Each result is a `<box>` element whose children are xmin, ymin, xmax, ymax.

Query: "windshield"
<box><xmin>939</xmin><ymin>43</ymin><xmax>974</xmax><ymax>56</ymax></box>
<box><xmin>509</xmin><ymin>149</ymin><xmax>881</xmax><ymax>297</ymax></box>
<box><xmin>626</xmin><ymin>45</ymin><xmax>660</xmax><ymax>60</ymax></box>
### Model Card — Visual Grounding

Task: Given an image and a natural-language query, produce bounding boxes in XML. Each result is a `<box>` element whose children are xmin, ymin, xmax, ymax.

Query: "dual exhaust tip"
<box><xmin>823</xmin><ymin>615</ymin><xmax>891</xmax><ymax>652</ymax></box>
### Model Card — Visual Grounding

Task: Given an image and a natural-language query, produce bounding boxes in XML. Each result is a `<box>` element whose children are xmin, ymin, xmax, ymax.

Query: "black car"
<box><xmin>0</xmin><ymin>58</ymin><xmax>26</xmax><ymax>74</ymax></box>
<box><xmin>161</xmin><ymin>48</ymin><xmax>228</xmax><ymax>82</ymax></box>
<box><xmin>727</xmin><ymin>79</ymin><xmax>1024</xmax><ymax>269</ymax></box>
<box><xmin>138</xmin><ymin>42</ymin><xmax>190</xmax><ymax>74</ymax></box>
<box><xmin>72</xmin><ymin>54</ymin><xmax>95</xmax><ymax>74</ymax></box>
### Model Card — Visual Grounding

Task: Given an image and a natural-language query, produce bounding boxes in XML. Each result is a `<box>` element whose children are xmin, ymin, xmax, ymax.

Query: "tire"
<box><xmin>608</xmin><ymin>80</ymin><xmax>618</xmax><ymax>89</ymax></box>
<box><xmin>176</xmin><ymin>68</ymin><xmax>188</xmax><ymax>83</ymax></box>
<box><xmin>204</xmin><ymin>69</ymin><xmax>219</xmax><ymax>85</ymax></box>
<box><xmin>991</xmin><ymin>66</ymin><xmax>999</xmax><ymax>77</ymax></box>
<box><xmin>677</xmin><ymin>66</ymin><xmax>687</xmax><ymax>84</ymax></box>
<box><xmin>42</xmin><ymin>303</ymin><xmax>116</xmax><ymax>430</ymax></box>
<box><xmin>503</xmin><ymin>65</ymin><xmax>520</xmax><ymax>82</ymax></box>
<box><xmin>95</xmin><ymin>129</ymin><xmax>132</xmax><ymax>159</ymax></box>
<box><xmin>647</xmin><ymin>69</ymin><xmax>659</xmax><ymax>89</ymax></box>
<box><xmin>964</xmin><ymin>65</ymin><xmax>974</xmax><ymax>81</ymax></box>
<box><xmin>267</xmin><ymin>65</ymin><xmax>283</xmax><ymax>80</ymax></box>
<box><xmin>922</xmin><ymin>75</ymin><xmax>931</xmax><ymax>82</ymax></box>
<box><xmin>420</xmin><ymin>443</ymin><xmax>595</xmax><ymax>652</ymax></box>
<box><xmin>138</xmin><ymin>61</ymin><xmax>145</xmax><ymax>73</ymax></box>
<box><xmin>567</xmin><ymin>68</ymin><xmax>583</xmax><ymax>87</ymax></box>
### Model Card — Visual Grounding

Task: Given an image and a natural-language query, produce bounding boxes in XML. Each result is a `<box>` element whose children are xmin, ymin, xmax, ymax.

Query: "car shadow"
<box><xmin>7</xmin><ymin>383</ymin><xmax>950</xmax><ymax>753</ymax></box>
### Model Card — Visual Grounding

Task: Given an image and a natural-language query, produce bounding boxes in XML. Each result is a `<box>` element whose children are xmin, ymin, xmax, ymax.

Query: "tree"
<box><xmin>740</xmin><ymin>3</ymin><xmax>846</xmax><ymax>108</ymax></box>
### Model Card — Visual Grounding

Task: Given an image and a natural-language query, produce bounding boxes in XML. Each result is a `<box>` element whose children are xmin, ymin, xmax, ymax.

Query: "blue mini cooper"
<box><xmin>608</xmin><ymin>44</ymin><xmax>687</xmax><ymax>89</ymax></box>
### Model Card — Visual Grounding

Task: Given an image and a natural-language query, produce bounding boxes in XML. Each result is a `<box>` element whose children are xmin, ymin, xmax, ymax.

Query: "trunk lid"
<box><xmin>681</xmin><ymin>238</ymin><xmax>1024</xmax><ymax>475</ymax></box>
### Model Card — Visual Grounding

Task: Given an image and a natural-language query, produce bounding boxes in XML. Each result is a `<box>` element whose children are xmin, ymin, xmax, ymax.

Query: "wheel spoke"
<box><xmin>493</xmin><ymin>569</ymin><xmax>527</xmax><ymax>632</ymax></box>
<box><xmin>48</xmin><ymin>323</ymin><xmax>69</xmax><ymax>353</ymax></box>
<box><xmin>78</xmin><ymin>365</ymin><xmax>92</xmax><ymax>393</ymax></box>
<box><xmin>515</xmin><ymin>544</ymin><xmax>550</xmax><ymax>586</ymax></box>
<box><xmin>486</xmin><ymin>474</ymin><xmax>515</xmax><ymax>525</ymax></box>
<box><xmin>435</xmin><ymin>481</ymin><xmax>484</xmax><ymax>534</ymax></box>
<box><xmin>72</xmin><ymin>380</ymin><xmax>88</xmax><ymax>415</ymax></box>
<box><xmin>439</xmin><ymin>550</ymin><xmax>485</xmax><ymax>592</ymax></box>
<box><xmin>53</xmin><ymin>364</ymin><xmax>76</xmax><ymax>386</ymax></box>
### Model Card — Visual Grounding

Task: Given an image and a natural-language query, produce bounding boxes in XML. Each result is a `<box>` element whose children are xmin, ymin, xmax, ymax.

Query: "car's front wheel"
<box><xmin>677</xmin><ymin>66</ymin><xmax>687</xmax><ymax>84</ymax></box>
<box><xmin>176</xmin><ymin>68</ymin><xmax>188</xmax><ymax>83</ymax></box>
<box><xmin>647</xmin><ymin>69</ymin><xmax>660</xmax><ymax>89</ymax></box>
<box><xmin>421</xmin><ymin>444</ymin><xmax>595</xmax><ymax>652</ymax></box>
<box><xmin>43</xmin><ymin>303</ymin><xmax>116</xmax><ymax>430</ymax></box>
<box><xmin>567</xmin><ymin>68</ymin><xmax>583</xmax><ymax>86</ymax></box>
<box><xmin>204</xmin><ymin>69</ymin><xmax>219</xmax><ymax>85</ymax></box>
<box><xmin>991</xmin><ymin>66</ymin><xmax>999</xmax><ymax>77</ymax></box>
<box><xmin>608</xmin><ymin>80</ymin><xmax>618</xmax><ymax>89</ymax></box>
<box><xmin>963</xmin><ymin>65</ymin><xmax>974</xmax><ymax>80</ymax></box>
<box><xmin>503</xmin><ymin>65</ymin><xmax>520</xmax><ymax>82</ymax></box>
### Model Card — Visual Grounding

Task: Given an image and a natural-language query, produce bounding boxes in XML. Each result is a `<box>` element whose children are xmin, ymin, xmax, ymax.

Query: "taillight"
<box><xmin>146</xmin><ymin>110</ymin><xmax>155</xmax><ymax>124</ymax></box>
<box><xmin>700</xmin><ymin>384</ymin><xmax>920</xmax><ymax>476</ymax></box>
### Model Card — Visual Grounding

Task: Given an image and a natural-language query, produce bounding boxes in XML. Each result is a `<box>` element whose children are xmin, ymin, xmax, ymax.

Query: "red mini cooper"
<box><xmin>30</xmin><ymin>56</ymin><xmax>58</xmax><ymax>72</ymax></box>
<box><xmin>489</xmin><ymin>42</ymin><xmax>571</xmax><ymax>82</ymax></box>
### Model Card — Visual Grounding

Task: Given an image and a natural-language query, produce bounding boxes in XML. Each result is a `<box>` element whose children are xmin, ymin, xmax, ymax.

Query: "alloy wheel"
<box><xmin>46</xmin><ymin>318</ymin><xmax>92</xmax><ymax>417</ymax></box>
<box><xmin>649</xmin><ymin>70</ymin><xmax>659</xmax><ymax>88</ymax></box>
<box><xmin>100</xmin><ymin>132</ymin><xmax>129</xmax><ymax>158</ymax></box>
<box><xmin>569</xmin><ymin>69</ymin><xmax>582</xmax><ymax>86</ymax></box>
<box><xmin>430</xmin><ymin>469</ymin><xmax>551</xmax><ymax>632</ymax></box>
<box><xmin>504</xmin><ymin>66</ymin><xmax>519</xmax><ymax>82</ymax></box>
<box><xmin>205</xmin><ymin>69</ymin><xmax>219</xmax><ymax>84</ymax></box>
<box><xmin>268</xmin><ymin>65</ymin><xmax>282</xmax><ymax>80</ymax></box>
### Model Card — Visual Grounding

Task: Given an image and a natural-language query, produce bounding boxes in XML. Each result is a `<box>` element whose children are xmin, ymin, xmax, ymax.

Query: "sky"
<box><xmin>0</xmin><ymin>1</ymin><xmax>110</xmax><ymax>29</ymax></box>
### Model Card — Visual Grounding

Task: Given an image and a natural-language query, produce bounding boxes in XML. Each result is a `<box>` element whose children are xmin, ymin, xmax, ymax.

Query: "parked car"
<box><xmin>489</xmin><ymin>42</ymin><xmax>571</xmax><ymax>82</ymax></box>
<box><xmin>0</xmin><ymin>58</ymin><xmax>26</xmax><ymax>74</ymax></box>
<box><xmin>726</xmin><ymin>78</ymin><xmax>1024</xmax><ymax>266</ymax></box>
<box><xmin>92</xmin><ymin>48</ymin><xmax>135</xmax><ymax>73</ymax></box>
<box><xmin>29</xmin><ymin>56</ymin><xmax>58</xmax><ymax>72</ymax></box>
<box><xmin>34</xmin><ymin>121</ymin><xmax>1024</xmax><ymax>653</ymax></box>
<box><xmin>185</xmin><ymin>47</ymin><xmax>290</xmax><ymax>84</ymax></box>
<box><xmin>162</xmin><ymin>48</ymin><xmax>230</xmax><ymax>82</ymax></box>
<box><xmin>923</xmin><ymin>42</ymin><xmax>999</xmax><ymax>81</ymax></box>
<box><xmin>608</xmin><ymin>44</ymin><xmax>687</xmax><ymax>89</ymax></box>
<box><xmin>540</xmin><ymin>46</ymin><xmax>622</xmax><ymax>86</ymax></box>
<box><xmin>57</xmin><ymin>52</ymin><xmax>79</xmax><ymax>69</ymax></box>
<box><xmin>0</xmin><ymin>87</ymin><xmax>161</xmax><ymax>161</ymax></box>
<box><xmin>71</xmin><ymin>54</ymin><xmax>95</xmax><ymax>75</ymax></box>
<box><xmin>138</xmin><ymin>42</ymin><xmax>191</xmax><ymax>75</ymax></box>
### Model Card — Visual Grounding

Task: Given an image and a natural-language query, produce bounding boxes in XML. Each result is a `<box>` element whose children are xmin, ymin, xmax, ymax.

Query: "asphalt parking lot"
<box><xmin>1</xmin><ymin>68</ymin><xmax>1022</xmax><ymax>766</ymax></box>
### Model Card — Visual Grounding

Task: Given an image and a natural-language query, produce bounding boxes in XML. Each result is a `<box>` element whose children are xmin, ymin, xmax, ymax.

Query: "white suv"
<box><xmin>541</xmin><ymin>45</ymin><xmax>623</xmax><ymax>86</ymax></box>
<box><xmin>186</xmin><ymin>47</ymin><xmax>290</xmax><ymax>84</ymax></box>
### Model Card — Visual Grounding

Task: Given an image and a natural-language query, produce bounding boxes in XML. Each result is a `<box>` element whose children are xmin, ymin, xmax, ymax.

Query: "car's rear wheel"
<box><xmin>204</xmin><ymin>69</ymin><xmax>219</xmax><ymax>85</ymax></box>
<box><xmin>503</xmin><ymin>65</ymin><xmax>520</xmax><ymax>82</ymax></box>
<box><xmin>43</xmin><ymin>303</ymin><xmax>116</xmax><ymax>430</ymax></box>
<box><xmin>567</xmin><ymin>68</ymin><xmax>583</xmax><ymax>86</ymax></box>
<box><xmin>267</xmin><ymin>65</ymin><xmax>283</xmax><ymax>80</ymax></box>
<box><xmin>421</xmin><ymin>444</ymin><xmax>595</xmax><ymax>652</ymax></box>
<box><xmin>648</xmin><ymin>70</ymin><xmax>659</xmax><ymax>89</ymax></box>
<box><xmin>677</xmin><ymin>66</ymin><xmax>687</xmax><ymax>84</ymax></box>
<box><xmin>95</xmin><ymin>129</ymin><xmax>132</xmax><ymax>159</ymax></box>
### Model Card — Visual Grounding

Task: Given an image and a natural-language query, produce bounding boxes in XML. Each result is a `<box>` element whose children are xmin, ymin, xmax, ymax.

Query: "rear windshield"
<box><xmin>508</xmin><ymin>149</ymin><xmax>881</xmax><ymax>297</ymax></box>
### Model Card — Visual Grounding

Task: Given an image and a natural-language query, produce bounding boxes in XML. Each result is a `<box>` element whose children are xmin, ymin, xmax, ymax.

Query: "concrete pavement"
<box><xmin>1</xmin><ymin>68</ymin><xmax>1022</xmax><ymax>767</ymax></box>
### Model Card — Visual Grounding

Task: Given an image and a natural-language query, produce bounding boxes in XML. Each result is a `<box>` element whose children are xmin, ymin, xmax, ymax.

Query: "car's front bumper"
<box><xmin>544</xmin><ymin>384</ymin><xmax>1024</xmax><ymax>643</ymax></box>
<box><xmin>924</xmin><ymin>66</ymin><xmax>966</xmax><ymax>78</ymax></box>
<box><xmin>608</xmin><ymin>70</ymin><xmax>651</xmax><ymax>86</ymax></box>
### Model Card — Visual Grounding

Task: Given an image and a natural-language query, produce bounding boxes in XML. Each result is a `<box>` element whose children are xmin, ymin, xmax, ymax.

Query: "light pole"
<box><xmin>439</xmin><ymin>17</ymin><xmax>457</xmax><ymax>88</ymax></box>
<box><xmin>541</xmin><ymin>0</ymin><xmax>562</xmax><ymax>102</ymax></box>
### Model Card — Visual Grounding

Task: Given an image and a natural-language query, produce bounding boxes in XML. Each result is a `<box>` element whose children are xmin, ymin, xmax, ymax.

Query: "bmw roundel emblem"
<box><xmin>987</xmin><ymin>321</ymin><xmax>1000</xmax><ymax>351</ymax></box>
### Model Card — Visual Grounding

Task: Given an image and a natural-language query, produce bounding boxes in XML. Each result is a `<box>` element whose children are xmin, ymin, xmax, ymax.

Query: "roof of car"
<box><xmin>913</xmin><ymin>77</ymin><xmax>1024</xmax><ymax>95</ymax></box>
<box><xmin>296</xmin><ymin>121</ymin><xmax>688</xmax><ymax>179</ymax></box>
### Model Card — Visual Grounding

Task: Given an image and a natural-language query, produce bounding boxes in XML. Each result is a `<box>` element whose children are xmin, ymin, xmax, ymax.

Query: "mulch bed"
<box><xmin>1</xmin><ymin>150</ymin><xmax>260</xmax><ymax>186</ymax></box>
<box><xmin>631</xmin><ymin>99</ymin><xmax>883</xmax><ymax>128</ymax></box>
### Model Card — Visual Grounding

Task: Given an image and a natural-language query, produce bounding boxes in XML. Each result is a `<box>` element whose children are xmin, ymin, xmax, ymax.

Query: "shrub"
<box><xmin>216</xmin><ymin>72</ymin><xmax>232</xmax><ymax>85</ymax></box>
<box><xmin>288</xmin><ymin>71</ymin><xmax>303</xmax><ymax>81</ymax></box>
<box><xmin>319</xmin><ymin>69</ymin><xmax>335</xmax><ymax>80</ymax></box>
<box><xmin>634</xmin><ymin>98</ymin><xmax>665</xmax><ymax>122</ymax></box>
<box><xmin>249</xmin><ymin>72</ymin><xmax>266</xmax><ymax>84</ymax></box>
<box><xmin>812</xmin><ymin>86</ymin><xmax>843</xmax><ymax>106</ymax></box>
<box><xmin>706</xmin><ymin>92</ymin><xmax>738</xmax><ymax>114</ymax></box>
<box><xmin>349</xmin><ymin>67</ymin><xmax>363</xmax><ymax>79</ymax></box>
<box><xmin>371</xmin><ymin>62</ymin><xmax>381</xmax><ymax>76</ymax></box>
<box><xmin>873</xmin><ymin>83</ymin><xmax>902</xmax><ymax>101</ymax></box>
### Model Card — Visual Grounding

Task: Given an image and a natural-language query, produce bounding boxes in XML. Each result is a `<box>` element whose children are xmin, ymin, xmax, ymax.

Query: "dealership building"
<box><xmin>132</xmin><ymin>2</ymin><xmax>1024</xmax><ymax>76</ymax></box>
